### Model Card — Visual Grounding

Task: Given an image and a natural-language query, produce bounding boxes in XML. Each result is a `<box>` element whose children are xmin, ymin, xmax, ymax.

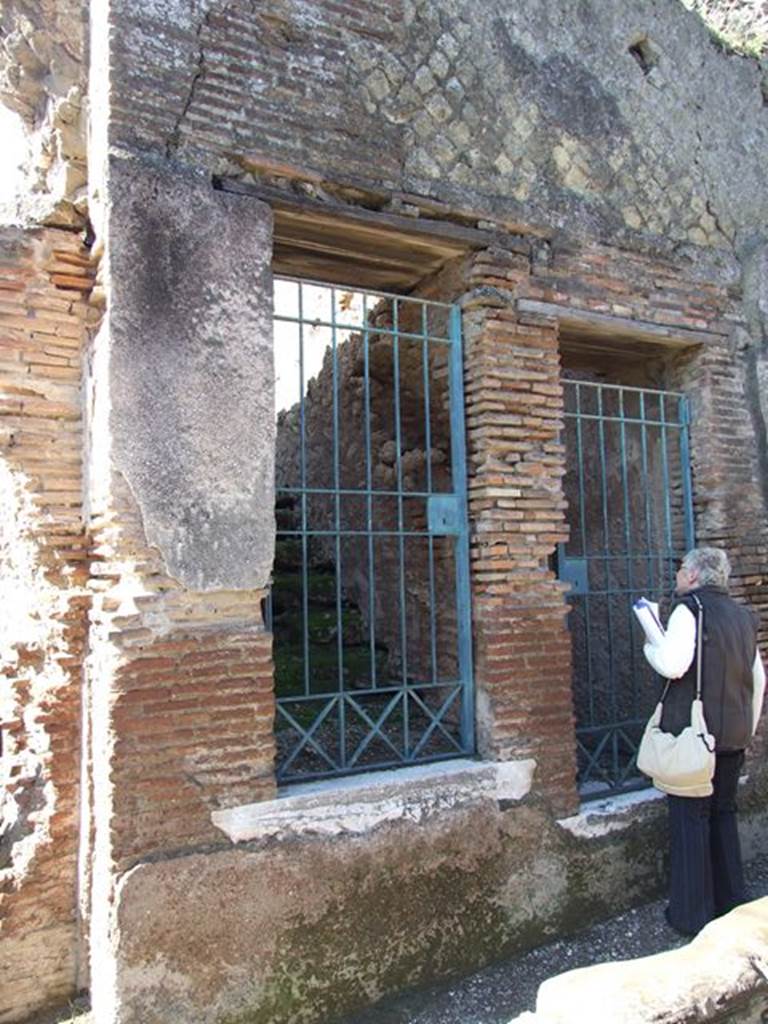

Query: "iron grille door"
<box><xmin>271</xmin><ymin>278</ymin><xmax>474</xmax><ymax>783</ymax></box>
<box><xmin>559</xmin><ymin>380</ymin><xmax>694</xmax><ymax>797</ymax></box>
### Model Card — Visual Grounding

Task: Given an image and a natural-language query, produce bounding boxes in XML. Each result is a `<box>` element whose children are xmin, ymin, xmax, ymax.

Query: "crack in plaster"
<box><xmin>687</xmin><ymin>41</ymin><xmax>732</xmax><ymax>246</ymax></box>
<box><xmin>739</xmin><ymin>240</ymin><xmax>768</xmax><ymax>519</ymax></box>
<box><xmin>165</xmin><ymin>7</ymin><xmax>214</xmax><ymax>159</ymax></box>
<box><xmin>164</xmin><ymin>0</ymin><xmax>315</xmax><ymax>160</ymax></box>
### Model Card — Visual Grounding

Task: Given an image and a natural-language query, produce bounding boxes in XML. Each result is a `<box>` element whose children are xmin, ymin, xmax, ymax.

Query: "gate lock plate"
<box><xmin>427</xmin><ymin>494</ymin><xmax>462</xmax><ymax>535</ymax></box>
<box><xmin>559</xmin><ymin>556</ymin><xmax>588</xmax><ymax>596</ymax></box>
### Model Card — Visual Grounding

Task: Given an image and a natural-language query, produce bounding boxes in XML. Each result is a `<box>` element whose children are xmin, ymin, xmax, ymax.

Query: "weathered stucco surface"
<box><xmin>99</xmin><ymin>156</ymin><xmax>275</xmax><ymax>590</ymax></box>
<box><xmin>105</xmin><ymin>781</ymin><xmax>768</xmax><ymax>1024</ymax></box>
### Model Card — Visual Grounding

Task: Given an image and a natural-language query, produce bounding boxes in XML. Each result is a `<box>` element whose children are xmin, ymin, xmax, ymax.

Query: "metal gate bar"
<box><xmin>271</xmin><ymin>276</ymin><xmax>474</xmax><ymax>783</ymax></box>
<box><xmin>560</xmin><ymin>379</ymin><xmax>695</xmax><ymax>797</ymax></box>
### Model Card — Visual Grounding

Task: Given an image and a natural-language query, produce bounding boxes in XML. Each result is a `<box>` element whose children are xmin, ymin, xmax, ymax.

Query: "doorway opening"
<box><xmin>559</xmin><ymin>343</ymin><xmax>694</xmax><ymax>796</ymax></box>
<box><xmin>270</xmin><ymin>277</ymin><xmax>474</xmax><ymax>783</ymax></box>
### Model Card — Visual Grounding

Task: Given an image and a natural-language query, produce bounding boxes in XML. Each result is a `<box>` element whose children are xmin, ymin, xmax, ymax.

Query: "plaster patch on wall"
<box><xmin>212</xmin><ymin>758</ymin><xmax>537</xmax><ymax>841</ymax></box>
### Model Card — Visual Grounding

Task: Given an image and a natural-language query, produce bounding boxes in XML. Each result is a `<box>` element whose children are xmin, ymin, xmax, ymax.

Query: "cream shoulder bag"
<box><xmin>636</xmin><ymin>594</ymin><xmax>716</xmax><ymax>797</ymax></box>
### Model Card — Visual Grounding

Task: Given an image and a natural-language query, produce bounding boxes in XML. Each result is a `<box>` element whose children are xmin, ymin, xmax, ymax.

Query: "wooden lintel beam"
<box><xmin>517</xmin><ymin>299</ymin><xmax>724</xmax><ymax>347</ymax></box>
<box><xmin>271</xmin><ymin>251</ymin><xmax>420</xmax><ymax>291</ymax></box>
<box><xmin>272</xmin><ymin>234</ymin><xmax>430</xmax><ymax>275</ymax></box>
<box><xmin>216</xmin><ymin>177</ymin><xmax>495</xmax><ymax>251</ymax></box>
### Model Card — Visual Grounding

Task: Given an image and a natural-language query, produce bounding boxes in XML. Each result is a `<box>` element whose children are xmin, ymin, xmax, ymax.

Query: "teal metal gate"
<box><xmin>270</xmin><ymin>278</ymin><xmax>473</xmax><ymax>783</ymax></box>
<box><xmin>559</xmin><ymin>380</ymin><xmax>694</xmax><ymax>796</ymax></box>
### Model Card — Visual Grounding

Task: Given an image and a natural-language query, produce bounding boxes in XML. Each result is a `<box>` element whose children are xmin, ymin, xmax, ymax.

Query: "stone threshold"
<box><xmin>557</xmin><ymin>776</ymin><xmax>756</xmax><ymax>840</ymax></box>
<box><xmin>211</xmin><ymin>757</ymin><xmax>536</xmax><ymax>842</ymax></box>
<box><xmin>557</xmin><ymin>787</ymin><xmax>665</xmax><ymax>839</ymax></box>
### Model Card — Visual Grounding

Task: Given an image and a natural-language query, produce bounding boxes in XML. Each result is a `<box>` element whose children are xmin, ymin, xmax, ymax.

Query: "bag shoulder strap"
<box><xmin>689</xmin><ymin>593</ymin><xmax>704</xmax><ymax>701</ymax></box>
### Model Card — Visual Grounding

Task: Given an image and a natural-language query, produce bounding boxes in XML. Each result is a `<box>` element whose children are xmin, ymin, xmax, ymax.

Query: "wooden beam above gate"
<box><xmin>216</xmin><ymin>177</ymin><xmax>493</xmax><ymax>291</ymax></box>
<box><xmin>517</xmin><ymin>298</ymin><xmax>725</xmax><ymax>349</ymax></box>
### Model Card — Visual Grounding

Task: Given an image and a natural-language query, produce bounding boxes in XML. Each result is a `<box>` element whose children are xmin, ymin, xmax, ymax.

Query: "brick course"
<box><xmin>0</xmin><ymin>227</ymin><xmax>91</xmax><ymax>1024</ymax></box>
<box><xmin>86</xmin><ymin>475</ymin><xmax>277</xmax><ymax>869</ymax></box>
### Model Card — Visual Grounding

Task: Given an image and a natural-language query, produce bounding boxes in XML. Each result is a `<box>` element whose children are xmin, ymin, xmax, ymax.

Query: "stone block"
<box><xmin>101</xmin><ymin>155</ymin><xmax>275</xmax><ymax>591</ymax></box>
<box><xmin>101</xmin><ymin>783</ymin><xmax>672</xmax><ymax>1024</ymax></box>
<box><xmin>515</xmin><ymin>897</ymin><xmax>768</xmax><ymax>1023</ymax></box>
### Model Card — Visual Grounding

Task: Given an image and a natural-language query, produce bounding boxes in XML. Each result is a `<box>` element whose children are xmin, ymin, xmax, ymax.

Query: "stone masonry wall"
<box><xmin>1</xmin><ymin>0</ymin><xmax>766</xmax><ymax>1021</ymax></box>
<box><xmin>104</xmin><ymin>0</ymin><xmax>767</xmax><ymax>251</ymax></box>
<box><xmin>0</xmin><ymin>0</ymin><xmax>88</xmax><ymax>228</ymax></box>
<box><xmin>0</xmin><ymin>226</ymin><xmax>91</xmax><ymax>1023</ymax></box>
<box><xmin>90</xmin><ymin>0</ymin><xmax>768</xmax><ymax>804</ymax></box>
<box><xmin>94</xmin><ymin>0</ymin><xmax>768</xmax><ymax>811</ymax></box>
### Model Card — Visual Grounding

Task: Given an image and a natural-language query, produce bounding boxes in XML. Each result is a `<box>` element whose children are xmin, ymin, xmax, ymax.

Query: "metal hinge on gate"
<box><xmin>427</xmin><ymin>495</ymin><xmax>462</xmax><ymax>535</ymax></box>
<box><xmin>559</xmin><ymin>554</ymin><xmax>588</xmax><ymax>596</ymax></box>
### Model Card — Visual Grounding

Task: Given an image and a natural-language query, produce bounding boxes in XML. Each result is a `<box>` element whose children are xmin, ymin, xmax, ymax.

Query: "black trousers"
<box><xmin>666</xmin><ymin>750</ymin><xmax>747</xmax><ymax>935</ymax></box>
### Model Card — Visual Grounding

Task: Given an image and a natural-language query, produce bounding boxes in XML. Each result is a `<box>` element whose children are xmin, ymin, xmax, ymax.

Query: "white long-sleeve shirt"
<box><xmin>643</xmin><ymin>603</ymin><xmax>766</xmax><ymax>734</ymax></box>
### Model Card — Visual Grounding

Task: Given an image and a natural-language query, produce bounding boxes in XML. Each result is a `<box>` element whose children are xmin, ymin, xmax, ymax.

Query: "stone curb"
<box><xmin>511</xmin><ymin>897</ymin><xmax>768</xmax><ymax>1023</ymax></box>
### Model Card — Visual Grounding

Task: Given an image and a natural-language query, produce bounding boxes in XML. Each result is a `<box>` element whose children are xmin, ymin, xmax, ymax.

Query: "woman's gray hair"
<box><xmin>682</xmin><ymin>546</ymin><xmax>731</xmax><ymax>588</ymax></box>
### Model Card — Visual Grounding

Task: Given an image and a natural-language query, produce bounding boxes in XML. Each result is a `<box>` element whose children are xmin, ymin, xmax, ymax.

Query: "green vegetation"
<box><xmin>680</xmin><ymin>0</ymin><xmax>768</xmax><ymax>57</ymax></box>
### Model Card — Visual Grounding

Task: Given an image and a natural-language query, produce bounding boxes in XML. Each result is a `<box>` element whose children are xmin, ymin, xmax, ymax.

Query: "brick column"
<box><xmin>670</xmin><ymin>335</ymin><xmax>768</xmax><ymax>765</ymax></box>
<box><xmin>463</xmin><ymin>250</ymin><xmax>578</xmax><ymax>814</ymax></box>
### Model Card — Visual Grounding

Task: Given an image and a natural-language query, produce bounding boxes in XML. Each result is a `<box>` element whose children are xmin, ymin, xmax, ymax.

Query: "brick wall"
<box><xmin>518</xmin><ymin>237</ymin><xmax>768</xmax><ymax>773</ymax></box>
<box><xmin>101</xmin><ymin>1</ymin><xmax>767</xmax><ymax>255</ymax></box>
<box><xmin>86</xmin><ymin>474</ymin><xmax>277</xmax><ymax>873</ymax></box>
<box><xmin>111</xmin><ymin>632</ymin><xmax>275</xmax><ymax>864</ymax></box>
<box><xmin>108</xmin><ymin>0</ymin><xmax>404</xmax><ymax>181</ymax></box>
<box><xmin>521</xmin><ymin>237</ymin><xmax>768</xmax><ymax>624</ymax></box>
<box><xmin>0</xmin><ymin>227</ymin><xmax>91</xmax><ymax>1023</ymax></box>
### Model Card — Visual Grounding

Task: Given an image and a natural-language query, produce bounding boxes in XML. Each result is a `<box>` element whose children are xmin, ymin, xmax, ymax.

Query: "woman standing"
<box><xmin>642</xmin><ymin>547</ymin><xmax>765</xmax><ymax>937</ymax></box>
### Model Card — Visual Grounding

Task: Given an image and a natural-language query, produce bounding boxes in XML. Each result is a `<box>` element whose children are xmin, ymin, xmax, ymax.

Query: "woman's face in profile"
<box><xmin>676</xmin><ymin>563</ymin><xmax>698</xmax><ymax>594</ymax></box>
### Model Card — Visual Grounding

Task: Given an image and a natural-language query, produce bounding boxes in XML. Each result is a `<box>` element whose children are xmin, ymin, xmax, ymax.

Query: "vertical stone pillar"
<box><xmin>86</xmin><ymin>157</ymin><xmax>276</xmax><ymax>1018</ymax></box>
<box><xmin>463</xmin><ymin>251</ymin><xmax>578</xmax><ymax>814</ymax></box>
